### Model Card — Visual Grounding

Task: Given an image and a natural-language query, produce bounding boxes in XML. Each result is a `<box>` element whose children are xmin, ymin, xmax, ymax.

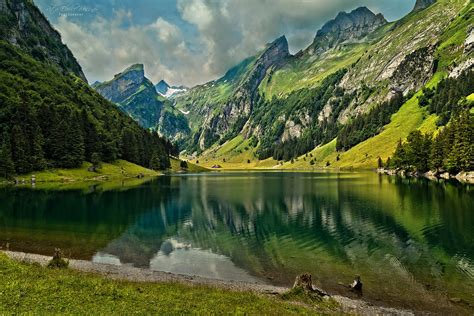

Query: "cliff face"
<box><xmin>95</xmin><ymin>64</ymin><xmax>146</xmax><ymax>104</ymax></box>
<box><xmin>187</xmin><ymin>36</ymin><xmax>290</xmax><ymax>150</ymax></box>
<box><xmin>95</xmin><ymin>64</ymin><xmax>190</xmax><ymax>142</ymax></box>
<box><xmin>308</xmin><ymin>7</ymin><xmax>387</xmax><ymax>54</ymax></box>
<box><xmin>95</xmin><ymin>64</ymin><xmax>163</xmax><ymax>129</ymax></box>
<box><xmin>413</xmin><ymin>0</ymin><xmax>437</xmax><ymax>11</ymax></box>
<box><xmin>0</xmin><ymin>0</ymin><xmax>87</xmax><ymax>81</ymax></box>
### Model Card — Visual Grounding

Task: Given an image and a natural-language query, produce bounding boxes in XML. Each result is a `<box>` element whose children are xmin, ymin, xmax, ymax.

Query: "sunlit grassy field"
<box><xmin>0</xmin><ymin>253</ymin><xmax>337</xmax><ymax>314</ymax></box>
<box><xmin>16</xmin><ymin>160</ymin><xmax>160</xmax><ymax>183</ymax></box>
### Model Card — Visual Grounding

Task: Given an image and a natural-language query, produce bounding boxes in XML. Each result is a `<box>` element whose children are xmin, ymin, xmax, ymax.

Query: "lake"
<box><xmin>0</xmin><ymin>171</ymin><xmax>472</xmax><ymax>313</ymax></box>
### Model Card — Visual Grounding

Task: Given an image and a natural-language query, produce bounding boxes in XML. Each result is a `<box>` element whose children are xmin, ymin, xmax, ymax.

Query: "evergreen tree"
<box><xmin>377</xmin><ymin>156</ymin><xmax>383</xmax><ymax>168</ymax></box>
<box><xmin>91</xmin><ymin>152</ymin><xmax>102</xmax><ymax>172</ymax></box>
<box><xmin>0</xmin><ymin>132</ymin><xmax>15</xmax><ymax>179</ymax></box>
<box><xmin>149</xmin><ymin>153</ymin><xmax>162</xmax><ymax>171</ymax></box>
<box><xmin>121</xmin><ymin>128</ymin><xmax>139</xmax><ymax>163</ymax></box>
<box><xmin>430</xmin><ymin>130</ymin><xmax>445</xmax><ymax>171</ymax></box>
<box><xmin>11</xmin><ymin>124</ymin><xmax>30</xmax><ymax>173</ymax></box>
<box><xmin>446</xmin><ymin>110</ymin><xmax>473</xmax><ymax>172</ymax></box>
<box><xmin>30</xmin><ymin>130</ymin><xmax>46</xmax><ymax>171</ymax></box>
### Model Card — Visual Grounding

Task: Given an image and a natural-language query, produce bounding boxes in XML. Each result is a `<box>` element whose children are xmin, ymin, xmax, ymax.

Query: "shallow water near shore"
<box><xmin>0</xmin><ymin>171</ymin><xmax>472</xmax><ymax>313</ymax></box>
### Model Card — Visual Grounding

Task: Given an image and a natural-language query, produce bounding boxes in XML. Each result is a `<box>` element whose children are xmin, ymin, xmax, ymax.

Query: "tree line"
<box><xmin>386</xmin><ymin>110</ymin><xmax>473</xmax><ymax>174</ymax></box>
<box><xmin>0</xmin><ymin>41</ymin><xmax>176</xmax><ymax>179</ymax></box>
<box><xmin>419</xmin><ymin>70</ymin><xmax>474</xmax><ymax>125</ymax></box>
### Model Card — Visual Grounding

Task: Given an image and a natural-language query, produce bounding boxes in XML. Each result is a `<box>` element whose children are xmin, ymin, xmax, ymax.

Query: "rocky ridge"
<box><xmin>95</xmin><ymin>64</ymin><xmax>148</xmax><ymax>104</ymax></box>
<box><xmin>413</xmin><ymin>0</ymin><xmax>437</xmax><ymax>11</ymax></box>
<box><xmin>308</xmin><ymin>7</ymin><xmax>387</xmax><ymax>54</ymax></box>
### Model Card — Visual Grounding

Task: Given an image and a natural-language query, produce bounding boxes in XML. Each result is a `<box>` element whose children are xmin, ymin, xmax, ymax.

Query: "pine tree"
<box><xmin>30</xmin><ymin>130</ymin><xmax>46</xmax><ymax>171</ymax></box>
<box><xmin>11</xmin><ymin>124</ymin><xmax>31</xmax><ymax>173</ymax></box>
<box><xmin>447</xmin><ymin>110</ymin><xmax>473</xmax><ymax>172</ymax></box>
<box><xmin>149</xmin><ymin>153</ymin><xmax>162</xmax><ymax>170</ymax></box>
<box><xmin>180</xmin><ymin>160</ymin><xmax>188</xmax><ymax>169</ymax></box>
<box><xmin>391</xmin><ymin>139</ymin><xmax>407</xmax><ymax>169</ymax></box>
<box><xmin>121</xmin><ymin>128</ymin><xmax>139</xmax><ymax>163</ymax></box>
<box><xmin>430</xmin><ymin>130</ymin><xmax>445</xmax><ymax>171</ymax></box>
<box><xmin>0</xmin><ymin>132</ymin><xmax>15</xmax><ymax>179</ymax></box>
<box><xmin>377</xmin><ymin>156</ymin><xmax>383</xmax><ymax>168</ymax></box>
<box><xmin>91</xmin><ymin>152</ymin><xmax>102</xmax><ymax>172</ymax></box>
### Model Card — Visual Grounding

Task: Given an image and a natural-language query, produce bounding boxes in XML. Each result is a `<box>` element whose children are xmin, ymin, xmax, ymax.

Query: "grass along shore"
<box><xmin>0</xmin><ymin>251</ymin><xmax>415</xmax><ymax>315</ymax></box>
<box><xmin>0</xmin><ymin>158</ymin><xmax>210</xmax><ymax>187</ymax></box>
<box><xmin>0</xmin><ymin>252</ymin><xmax>339</xmax><ymax>314</ymax></box>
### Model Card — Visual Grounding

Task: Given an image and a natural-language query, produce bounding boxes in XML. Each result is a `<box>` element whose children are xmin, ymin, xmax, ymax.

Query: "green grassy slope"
<box><xmin>0</xmin><ymin>253</ymin><xmax>334</xmax><ymax>314</ymax></box>
<box><xmin>193</xmin><ymin>135</ymin><xmax>280</xmax><ymax>169</ymax></box>
<box><xmin>170</xmin><ymin>157</ymin><xmax>209</xmax><ymax>172</ymax></box>
<box><xmin>15</xmin><ymin>160</ymin><xmax>160</xmax><ymax>183</ymax></box>
<box><xmin>260</xmin><ymin>43</ymin><xmax>367</xmax><ymax>99</ymax></box>
<box><xmin>259</xmin><ymin>18</ymin><xmax>394</xmax><ymax>99</ymax></box>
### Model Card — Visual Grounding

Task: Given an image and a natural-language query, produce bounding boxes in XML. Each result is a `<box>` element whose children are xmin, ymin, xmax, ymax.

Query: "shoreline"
<box><xmin>377</xmin><ymin>168</ymin><xmax>474</xmax><ymax>184</ymax></box>
<box><xmin>3</xmin><ymin>250</ymin><xmax>413</xmax><ymax>315</ymax></box>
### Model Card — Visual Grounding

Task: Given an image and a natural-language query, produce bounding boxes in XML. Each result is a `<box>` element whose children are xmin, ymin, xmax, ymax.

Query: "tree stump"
<box><xmin>293</xmin><ymin>273</ymin><xmax>314</xmax><ymax>292</ymax></box>
<box><xmin>47</xmin><ymin>248</ymin><xmax>69</xmax><ymax>269</ymax></box>
<box><xmin>293</xmin><ymin>273</ymin><xmax>329</xmax><ymax>297</ymax></box>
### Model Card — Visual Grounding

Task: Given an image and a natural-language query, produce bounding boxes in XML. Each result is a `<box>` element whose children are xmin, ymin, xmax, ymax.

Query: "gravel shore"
<box><xmin>3</xmin><ymin>250</ymin><xmax>414</xmax><ymax>315</ymax></box>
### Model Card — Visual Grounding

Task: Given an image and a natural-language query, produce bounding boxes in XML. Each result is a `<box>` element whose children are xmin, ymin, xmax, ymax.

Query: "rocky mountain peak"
<box><xmin>310</xmin><ymin>6</ymin><xmax>387</xmax><ymax>54</ymax></box>
<box><xmin>117</xmin><ymin>63</ymin><xmax>145</xmax><ymax>81</ymax></box>
<box><xmin>413</xmin><ymin>0</ymin><xmax>436</xmax><ymax>12</ymax></box>
<box><xmin>264</xmin><ymin>35</ymin><xmax>289</xmax><ymax>57</ymax></box>
<box><xmin>155</xmin><ymin>80</ymin><xmax>170</xmax><ymax>95</ymax></box>
<box><xmin>256</xmin><ymin>35</ymin><xmax>290</xmax><ymax>69</ymax></box>
<box><xmin>95</xmin><ymin>63</ymin><xmax>150</xmax><ymax>104</ymax></box>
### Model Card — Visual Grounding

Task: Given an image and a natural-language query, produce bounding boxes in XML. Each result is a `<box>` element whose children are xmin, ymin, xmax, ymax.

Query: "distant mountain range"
<box><xmin>92</xmin><ymin>0</ymin><xmax>473</xmax><ymax>169</ymax></box>
<box><xmin>2</xmin><ymin>0</ymin><xmax>470</xmax><ymax>174</ymax></box>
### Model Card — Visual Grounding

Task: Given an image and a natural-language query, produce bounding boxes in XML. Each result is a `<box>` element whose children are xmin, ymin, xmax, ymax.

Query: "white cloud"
<box><xmin>55</xmin><ymin>12</ymin><xmax>202</xmax><ymax>86</ymax></box>
<box><xmin>151</xmin><ymin>17</ymin><xmax>181</xmax><ymax>42</ymax></box>
<box><xmin>54</xmin><ymin>0</ymin><xmax>414</xmax><ymax>87</ymax></box>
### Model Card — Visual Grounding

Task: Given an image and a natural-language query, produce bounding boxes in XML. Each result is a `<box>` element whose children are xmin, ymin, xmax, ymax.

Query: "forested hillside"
<box><xmin>0</xmin><ymin>41</ymin><xmax>175</xmax><ymax>179</ymax></box>
<box><xmin>0</xmin><ymin>0</ymin><xmax>86</xmax><ymax>81</ymax></box>
<box><xmin>387</xmin><ymin>71</ymin><xmax>474</xmax><ymax>173</ymax></box>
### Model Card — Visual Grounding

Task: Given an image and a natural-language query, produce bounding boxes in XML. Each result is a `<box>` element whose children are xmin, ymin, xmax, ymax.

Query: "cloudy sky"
<box><xmin>35</xmin><ymin>0</ymin><xmax>415</xmax><ymax>87</ymax></box>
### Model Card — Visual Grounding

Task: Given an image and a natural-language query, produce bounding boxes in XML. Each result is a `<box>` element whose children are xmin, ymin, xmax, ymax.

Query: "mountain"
<box><xmin>0</xmin><ymin>0</ymin><xmax>87</xmax><ymax>81</ymax></box>
<box><xmin>307</xmin><ymin>6</ymin><xmax>387</xmax><ymax>54</ymax></box>
<box><xmin>413</xmin><ymin>0</ymin><xmax>437</xmax><ymax>11</ymax></box>
<box><xmin>0</xmin><ymin>0</ymin><xmax>174</xmax><ymax>178</ymax></box>
<box><xmin>171</xmin><ymin>0</ymin><xmax>472</xmax><ymax>170</ymax></box>
<box><xmin>174</xmin><ymin>35</ymin><xmax>290</xmax><ymax>151</ymax></box>
<box><xmin>155</xmin><ymin>80</ymin><xmax>170</xmax><ymax>95</ymax></box>
<box><xmin>155</xmin><ymin>80</ymin><xmax>187</xmax><ymax>98</ymax></box>
<box><xmin>94</xmin><ymin>64</ymin><xmax>190</xmax><ymax>142</ymax></box>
